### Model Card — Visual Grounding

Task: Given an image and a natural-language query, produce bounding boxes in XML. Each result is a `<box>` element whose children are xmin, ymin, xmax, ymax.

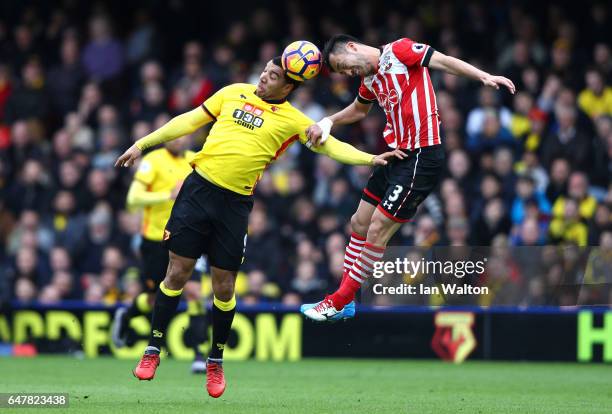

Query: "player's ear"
<box><xmin>346</xmin><ymin>42</ymin><xmax>358</xmax><ymax>52</ymax></box>
<box><xmin>281</xmin><ymin>82</ymin><xmax>294</xmax><ymax>96</ymax></box>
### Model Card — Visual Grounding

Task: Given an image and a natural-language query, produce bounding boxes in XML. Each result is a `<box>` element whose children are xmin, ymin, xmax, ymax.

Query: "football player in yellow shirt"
<box><xmin>111</xmin><ymin>136</ymin><xmax>208</xmax><ymax>374</ymax></box>
<box><xmin>115</xmin><ymin>56</ymin><xmax>402</xmax><ymax>397</ymax></box>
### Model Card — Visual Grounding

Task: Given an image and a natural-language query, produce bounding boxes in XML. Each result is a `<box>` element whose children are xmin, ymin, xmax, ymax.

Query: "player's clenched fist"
<box><xmin>115</xmin><ymin>144</ymin><xmax>142</xmax><ymax>167</ymax></box>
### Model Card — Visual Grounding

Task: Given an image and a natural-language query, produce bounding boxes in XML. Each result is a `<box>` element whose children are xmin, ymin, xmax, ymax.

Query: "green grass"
<box><xmin>1</xmin><ymin>356</ymin><xmax>610</xmax><ymax>413</ymax></box>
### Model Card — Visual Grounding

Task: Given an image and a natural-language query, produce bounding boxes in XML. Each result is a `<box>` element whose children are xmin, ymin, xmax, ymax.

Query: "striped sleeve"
<box><xmin>357</xmin><ymin>78</ymin><xmax>377</xmax><ymax>104</ymax></box>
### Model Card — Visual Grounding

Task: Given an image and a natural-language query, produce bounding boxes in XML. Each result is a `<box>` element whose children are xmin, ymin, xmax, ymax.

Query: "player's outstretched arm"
<box><xmin>306</xmin><ymin>99</ymin><xmax>372</xmax><ymax>146</ymax></box>
<box><xmin>115</xmin><ymin>107</ymin><xmax>214</xmax><ymax>167</ymax></box>
<box><xmin>307</xmin><ymin>135</ymin><xmax>405</xmax><ymax>166</ymax></box>
<box><xmin>428</xmin><ymin>50</ymin><xmax>516</xmax><ymax>94</ymax></box>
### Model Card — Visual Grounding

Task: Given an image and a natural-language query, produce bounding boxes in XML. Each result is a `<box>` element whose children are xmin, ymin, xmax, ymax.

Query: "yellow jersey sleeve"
<box><xmin>135</xmin><ymin>107</ymin><xmax>213</xmax><ymax>150</ymax></box>
<box><xmin>202</xmin><ymin>84</ymin><xmax>238</xmax><ymax>118</ymax></box>
<box><xmin>293</xmin><ymin>112</ymin><xmax>374</xmax><ymax>165</ymax></box>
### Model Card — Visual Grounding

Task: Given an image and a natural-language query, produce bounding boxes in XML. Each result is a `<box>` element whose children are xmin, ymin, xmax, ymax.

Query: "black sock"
<box><xmin>126</xmin><ymin>292</ymin><xmax>152</xmax><ymax>320</ymax></box>
<box><xmin>148</xmin><ymin>284</ymin><xmax>182</xmax><ymax>350</ymax></box>
<box><xmin>186</xmin><ymin>314</ymin><xmax>207</xmax><ymax>359</ymax></box>
<box><xmin>125</xmin><ymin>301</ymin><xmax>143</xmax><ymax>321</ymax></box>
<box><xmin>209</xmin><ymin>301</ymin><xmax>236</xmax><ymax>360</ymax></box>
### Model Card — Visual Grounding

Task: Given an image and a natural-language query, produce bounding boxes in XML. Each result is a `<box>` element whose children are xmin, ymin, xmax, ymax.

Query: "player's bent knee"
<box><xmin>211</xmin><ymin>268</ymin><xmax>236</xmax><ymax>302</ymax></box>
<box><xmin>367</xmin><ymin>212</ymin><xmax>396</xmax><ymax>245</ymax></box>
<box><xmin>367</xmin><ymin>219</ymin><xmax>385</xmax><ymax>242</ymax></box>
<box><xmin>165</xmin><ymin>252</ymin><xmax>196</xmax><ymax>289</ymax></box>
<box><xmin>212</xmin><ymin>279</ymin><xmax>235</xmax><ymax>302</ymax></box>
<box><xmin>350</xmin><ymin>212</ymin><xmax>369</xmax><ymax>235</ymax></box>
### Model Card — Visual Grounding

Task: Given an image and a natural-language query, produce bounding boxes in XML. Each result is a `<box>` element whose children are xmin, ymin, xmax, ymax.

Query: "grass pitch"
<box><xmin>1</xmin><ymin>356</ymin><xmax>610</xmax><ymax>413</ymax></box>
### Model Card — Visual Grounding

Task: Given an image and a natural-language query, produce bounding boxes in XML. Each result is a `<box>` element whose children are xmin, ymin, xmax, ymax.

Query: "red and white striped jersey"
<box><xmin>357</xmin><ymin>38</ymin><xmax>441</xmax><ymax>150</ymax></box>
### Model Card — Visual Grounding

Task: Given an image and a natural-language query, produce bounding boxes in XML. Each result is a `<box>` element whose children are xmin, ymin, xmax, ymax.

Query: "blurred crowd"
<box><xmin>0</xmin><ymin>1</ymin><xmax>610</xmax><ymax>308</ymax></box>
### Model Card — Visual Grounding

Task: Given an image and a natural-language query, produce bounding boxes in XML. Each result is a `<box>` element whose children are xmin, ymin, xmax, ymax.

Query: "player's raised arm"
<box><xmin>428</xmin><ymin>50</ymin><xmax>516</xmax><ymax>94</ymax></box>
<box><xmin>306</xmin><ymin>99</ymin><xmax>373</xmax><ymax>146</ymax></box>
<box><xmin>115</xmin><ymin>106</ymin><xmax>214</xmax><ymax>168</ymax></box>
<box><xmin>305</xmin><ymin>134</ymin><xmax>404</xmax><ymax>166</ymax></box>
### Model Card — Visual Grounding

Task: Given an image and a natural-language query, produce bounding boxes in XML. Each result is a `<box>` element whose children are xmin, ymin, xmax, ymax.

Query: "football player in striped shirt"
<box><xmin>302</xmin><ymin>34</ymin><xmax>515</xmax><ymax>321</ymax></box>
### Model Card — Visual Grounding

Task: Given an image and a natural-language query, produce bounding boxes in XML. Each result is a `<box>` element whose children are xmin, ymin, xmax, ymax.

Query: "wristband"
<box><xmin>317</xmin><ymin>117</ymin><xmax>333</xmax><ymax>144</ymax></box>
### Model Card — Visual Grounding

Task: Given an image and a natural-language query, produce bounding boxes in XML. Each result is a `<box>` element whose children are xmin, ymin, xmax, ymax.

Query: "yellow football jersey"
<box><xmin>134</xmin><ymin>148</ymin><xmax>195</xmax><ymax>241</ymax></box>
<box><xmin>192</xmin><ymin>83</ymin><xmax>335</xmax><ymax>194</ymax></box>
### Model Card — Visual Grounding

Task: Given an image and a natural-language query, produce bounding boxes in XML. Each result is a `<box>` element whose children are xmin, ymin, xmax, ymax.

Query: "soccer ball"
<box><xmin>281</xmin><ymin>40</ymin><xmax>322</xmax><ymax>82</ymax></box>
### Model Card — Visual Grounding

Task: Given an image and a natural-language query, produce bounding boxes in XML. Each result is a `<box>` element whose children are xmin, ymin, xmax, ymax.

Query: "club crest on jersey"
<box><xmin>412</xmin><ymin>43</ymin><xmax>425</xmax><ymax>53</ymax></box>
<box><xmin>380</xmin><ymin>55</ymin><xmax>392</xmax><ymax>73</ymax></box>
<box><xmin>377</xmin><ymin>89</ymin><xmax>399</xmax><ymax>113</ymax></box>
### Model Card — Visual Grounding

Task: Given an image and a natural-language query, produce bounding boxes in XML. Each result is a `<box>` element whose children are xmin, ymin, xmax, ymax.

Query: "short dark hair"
<box><xmin>322</xmin><ymin>34</ymin><xmax>364</xmax><ymax>70</ymax></box>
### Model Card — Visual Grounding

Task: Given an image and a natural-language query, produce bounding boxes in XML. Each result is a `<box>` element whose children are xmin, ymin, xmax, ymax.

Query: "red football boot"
<box><xmin>206</xmin><ymin>360</ymin><xmax>226</xmax><ymax>398</ymax></box>
<box><xmin>133</xmin><ymin>353</ymin><xmax>160</xmax><ymax>381</ymax></box>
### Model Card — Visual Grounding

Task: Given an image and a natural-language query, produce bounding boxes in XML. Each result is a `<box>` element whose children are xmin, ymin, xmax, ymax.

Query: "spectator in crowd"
<box><xmin>5</xmin><ymin>59</ymin><xmax>50</xmax><ymax>123</ymax></box>
<box><xmin>242</xmin><ymin>270</ymin><xmax>280</xmax><ymax>304</ymax></box>
<box><xmin>552</xmin><ymin>172</ymin><xmax>598</xmax><ymax>222</ymax></box>
<box><xmin>169</xmin><ymin>41</ymin><xmax>214</xmax><ymax>112</ymax></box>
<box><xmin>82</xmin><ymin>15</ymin><xmax>124</xmax><ymax>82</ymax></box>
<box><xmin>540</xmin><ymin>103</ymin><xmax>592</xmax><ymax>171</ymax></box>
<box><xmin>243</xmin><ymin>207</ymin><xmax>281</xmax><ymax>281</ymax></box>
<box><xmin>509</xmin><ymin>92</ymin><xmax>534</xmax><ymax>141</ymax></box>
<box><xmin>580</xmin><ymin>230</ymin><xmax>612</xmax><ymax>304</ymax></box>
<box><xmin>549</xmin><ymin>198</ymin><xmax>589</xmax><ymax>246</ymax></box>
<box><xmin>492</xmin><ymin>147</ymin><xmax>518</xmax><ymax>205</ymax></box>
<box><xmin>593</xmin><ymin>43</ymin><xmax>612</xmax><ymax>79</ymax></box>
<box><xmin>291</xmin><ymin>86</ymin><xmax>326</xmax><ymax>121</ymax></box>
<box><xmin>413</xmin><ymin>214</ymin><xmax>442</xmax><ymax>247</ymax></box>
<box><xmin>545</xmin><ymin>158</ymin><xmax>570</xmax><ymax>203</ymax></box>
<box><xmin>466</xmin><ymin>87</ymin><xmax>512</xmax><ymax>140</ymax></box>
<box><xmin>473</xmin><ymin>198</ymin><xmax>511</xmax><ymax>245</ymax></box>
<box><xmin>511</xmin><ymin>174</ymin><xmax>551</xmax><ymax>225</ymax></box>
<box><xmin>588</xmin><ymin>203</ymin><xmax>611</xmax><ymax>245</ymax></box>
<box><xmin>578</xmin><ymin>68</ymin><xmax>612</xmax><ymax>119</ymax></box>
<box><xmin>590</xmin><ymin>115</ymin><xmax>612</xmax><ymax>188</ymax></box>
<box><xmin>512</xmin><ymin>216</ymin><xmax>545</xmax><ymax>246</ymax></box>
<box><xmin>48</xmin><ymin>35</ymin><xmax>85</xmax><ymax>118</ymax></box>
<box><xmin>466</xmin><ymin>109</ymin><xmax>516</xmax><ymax>153</ymax></box>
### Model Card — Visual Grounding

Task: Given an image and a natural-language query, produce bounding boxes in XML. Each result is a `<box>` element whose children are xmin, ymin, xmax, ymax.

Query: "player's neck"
<box><xmin>365</xmin><ymin>45</ymin><xmax>381</xmax><ymax>75</ymax></box>
<box><xmin>255</xmin><ymin>90</ymin><xmax>287</xmax><ymax>104</ymax></box>
<box><xmin>166</xmin><ymin>148</ymin><xmax>183</xmax><ymax>158</ymax></box>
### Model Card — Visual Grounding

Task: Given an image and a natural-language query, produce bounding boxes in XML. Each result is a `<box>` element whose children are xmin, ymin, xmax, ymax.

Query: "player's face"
<box><xmin>165</xmin><ymin>135</ymin><xmax>189</xmax><ymax>155</ymax></box>
<box><xmin>256</xmin><ymin>61</ymin><xmax>293</xmax><ymax>100</ymax></box>
<box><xmin>329</xmin><ymin>43</ymin><xmax>376</xmax><ymax>77</ymax></box>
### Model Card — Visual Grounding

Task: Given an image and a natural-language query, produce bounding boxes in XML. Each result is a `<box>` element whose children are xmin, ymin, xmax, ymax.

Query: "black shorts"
<box><xmin>362</xmin><ymin>144</ymin><xmax>445</xmax><ymax>222</ymax></box>
<box><xmin>162</xmin><ymin>171</ymin><xmax>253</xmax><ymax>272</ymax></box>
<box><xmin>140</xmin><ymin>237</ymin><xmax>201</xmax><ymax>293</ymax></box>
<box><xmin>140</xmin><ymin>238</ymin><xmax>169</xmax><ymax>293</ymax></box>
